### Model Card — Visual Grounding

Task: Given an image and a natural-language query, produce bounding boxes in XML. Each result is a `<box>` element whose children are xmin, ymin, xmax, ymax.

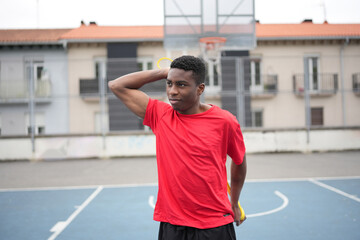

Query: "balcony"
<box><xmin>353</xmin><ymin>73</ymin><xmax>360</xmax><ymax>96</ymax></box>
<box><xmin>293</xmin><ymin>73</ymin><xmax>338</xmax><ymax>97</ymax></box>
<box><xmin>250</xmin><ymin>74</ymin><xmax>278</xmax><ymax>98</ymax></box>
<box><xmin>79</xmin><ymin>78</ymin><xmax>99</xmax><ymax>97</ymax></box>
<box><xmin>79</xmin><ymin>78</ymin><xmax>112</xmax><ymax>101</ymax></box>
<box><xmin>0</xmin><ymin>80</ymin><xmax>52</xmax><ymax>104</ymax></box>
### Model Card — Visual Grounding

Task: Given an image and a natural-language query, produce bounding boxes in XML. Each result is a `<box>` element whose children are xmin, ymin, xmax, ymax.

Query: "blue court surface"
<box><xmin>0</xmin><ymin>177</ymin><xmax>359</xmax><ymax>240</ymax></box>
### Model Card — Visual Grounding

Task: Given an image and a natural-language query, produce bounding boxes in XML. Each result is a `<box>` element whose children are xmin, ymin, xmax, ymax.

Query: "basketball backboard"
<box><xmin>163</xmin><ymin>0</ymin><xmax>256</xmax><ymax>50</ymax></box>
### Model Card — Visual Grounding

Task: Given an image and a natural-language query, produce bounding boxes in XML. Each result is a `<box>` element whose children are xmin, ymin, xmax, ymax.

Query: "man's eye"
<box><xmin>166</xmin><ymin>82</ymin><xmax>172</xmax><ymax>86</ymax></box>
<box><xmin>177</xmin><ymin>83</ymin><xmax>186</xmax><ymax>87</ymax></box>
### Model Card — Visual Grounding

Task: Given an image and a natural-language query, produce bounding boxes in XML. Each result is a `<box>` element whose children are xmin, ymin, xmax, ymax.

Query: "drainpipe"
<box><xmin>28</xmin><ymin>61</ymin><xmax>36</xmax><ymax>156</ymax></box>
<box><xmin>303</xmin><ymin>57</ymin><xmax>311</xmax><ymax>144</ymax></box>
<box><xmin>340</xmin><ymin>37</ymin><xmax>349</xmax><ymax>126</ymax></box>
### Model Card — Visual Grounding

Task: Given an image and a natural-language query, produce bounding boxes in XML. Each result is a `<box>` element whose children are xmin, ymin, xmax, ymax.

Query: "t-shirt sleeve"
<box><xmin>143</xmin><ymin>98</ymin><xmax>169</xmax><ymax>133</ymax></box>
<box><xmin>227</xmin><ymin>123</ymin><xmax>246</xmax><ymax>165</ymax></box>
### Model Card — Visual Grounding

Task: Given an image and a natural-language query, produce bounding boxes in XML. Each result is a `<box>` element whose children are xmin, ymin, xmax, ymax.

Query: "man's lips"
<box><xmin>169</xmin><ymin>99</ymin><xmax>181</xmax><ymax>104</ymax></box>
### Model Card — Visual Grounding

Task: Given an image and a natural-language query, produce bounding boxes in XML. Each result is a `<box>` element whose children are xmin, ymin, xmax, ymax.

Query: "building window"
<box><xmin>205</xmin><ymin>61</ymin><xmax>221</xmax><ymax>92</ymax></box>
<box><xmin>94</xmin><ymin>58</ymin><xmax>107</xmax><ymax>80</ymax></box>
<box><xmin>25</xmin><ymin>61</ymin><xmax>44</xmax><ymax>83</ymax></box>
<box><xmin>25</xmin><ymin>60</ymin><xmax>52</xmax><ymax>97</ymax></box>
<box><xmin>248</xmin><ymin>58</ymin><xmax>264</xmax><ymax>93</ymax></box>
<box><xmin>38</xmin><ymin>126</ymin><xmax>45</xmax><ymax>134</ymax></box>
<box><xmin>251</xmin><ymin>109</ymin><xmax>263</xmax><ymax>127</ymax></box>
<box><xmin>311</xmin><ymin>107</ymin><xmax>323</xmax><ymax>126</ymax></box>
<box><xmin>29</xmin><ymin>61</ymin><xmax>44</xmax><ymax>86</ymax></box>
<box><xmin>353</xmin><ymin>73</ymin><xmax>360</xmax><ymax>93</ymax></box>
<box><xmin>138</xmin><ymin>58</ymin><xmax>153</xmax><ymax>71</ymax></box>
<box><xmin>251</xmin><ymin>59</ymin><xmax>261</xmax><ymax>84</ymax></box>
<box><xmin>305</xmin><ymin>56</ymin><xmax>320</xmax><ymax>91</ymax></box>
<box><xmin>25</xmin><ymin>113</ymin><xmax>45</xmax><ymax>135</ymax></box>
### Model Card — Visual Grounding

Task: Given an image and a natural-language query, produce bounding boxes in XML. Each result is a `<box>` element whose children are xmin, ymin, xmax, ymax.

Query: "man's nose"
<box><xmin>168</xmin><ymin>85</ymin><xmax>179</xmax><ymax>95</ymax></box>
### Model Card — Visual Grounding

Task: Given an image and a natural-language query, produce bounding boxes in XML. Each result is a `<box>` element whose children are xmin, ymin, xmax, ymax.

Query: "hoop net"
<box><xmin>199</xmin><ymin>37</ymin><xmax>227</xmax><ymax>63</ymax></box>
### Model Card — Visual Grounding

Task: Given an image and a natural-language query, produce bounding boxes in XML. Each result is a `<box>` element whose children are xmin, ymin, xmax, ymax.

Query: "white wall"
<box><xmin>0</xmin><ymin>128</ymin><xmax>359</xmax><ymax>160</ymax></box>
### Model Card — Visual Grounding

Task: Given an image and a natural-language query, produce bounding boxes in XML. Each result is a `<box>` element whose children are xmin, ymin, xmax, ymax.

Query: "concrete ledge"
<box><xmin>0</xmin><ymin>128</ymin><xmax>359</xmax><ymax>161</ymax></box>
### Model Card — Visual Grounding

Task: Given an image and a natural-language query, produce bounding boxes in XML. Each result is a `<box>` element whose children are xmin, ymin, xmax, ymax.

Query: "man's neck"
<box><xmin>199</xmin><ymin>103</ymin><xmax>212</xmax><ymax>113</ymax></box>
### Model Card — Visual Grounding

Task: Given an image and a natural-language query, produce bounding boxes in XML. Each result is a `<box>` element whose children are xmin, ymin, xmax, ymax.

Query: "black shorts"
<box><xmin>158</xmin><ymin>222</ymin><xmax>236</xmax><ymax>240</ymax></box>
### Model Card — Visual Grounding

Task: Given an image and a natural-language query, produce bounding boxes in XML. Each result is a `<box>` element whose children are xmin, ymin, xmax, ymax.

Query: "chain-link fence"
<box><xmin>0</xmin><ymin>55</ymin><xmax>359</xmax><ymax>142</ymax></box>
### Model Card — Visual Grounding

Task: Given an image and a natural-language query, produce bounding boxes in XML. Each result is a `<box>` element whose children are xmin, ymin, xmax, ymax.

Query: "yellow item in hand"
<box><xmin>227</xmin><ymin>182</ymin><xmax>246</xmax><ymax>221</ymax></box>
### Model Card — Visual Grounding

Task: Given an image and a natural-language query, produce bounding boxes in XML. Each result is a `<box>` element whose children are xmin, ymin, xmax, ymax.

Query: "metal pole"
<box><xmin>303</xmin><ymin>57</ymin><xmax>311</xmax><ymax>143</ymax></box>
<box><xmin>252</xmin><ymin>0</ymin><xmax>256</xmax><ymax>48</ymax></box>
<box><xmin>28</xmin><ymin>61</ymin><xmax>36</xmax><ymax>153</ymax></box>
<box><xmin>340</xmin><ymin>38</ymin><xmax>348</xmax><ymax>126</ymax></box>
<box><xmin>201</xmin><ymin>0</ymin><xmax>204</xmax><ymax>34</ymax></box>
<box><xmin>99</xmin><ymin>75</ymin><xmax>107</xmax><ymax>153</ymax></box>
<box><xmin>216</xmin><ymin>0</ymin><xmax>219</xmax><ymax>33</ymax></box>
<box><xmin>235</xmin><ymin>57</ymin><xmax>245</xmax><ymax>126</ymax></box>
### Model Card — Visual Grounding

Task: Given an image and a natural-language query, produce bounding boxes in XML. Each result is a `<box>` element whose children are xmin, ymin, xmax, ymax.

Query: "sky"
<box><xmin>0</xmin><ymin>0</ymin><xmax>359</xmax><ymax>29</ymax></box>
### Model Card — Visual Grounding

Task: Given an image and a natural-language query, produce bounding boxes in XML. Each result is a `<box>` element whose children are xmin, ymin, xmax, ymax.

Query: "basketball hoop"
<box><xmin>199</xmin><ymin>37</ymin><xmax>227</xmax><ymax>64</ymax></box>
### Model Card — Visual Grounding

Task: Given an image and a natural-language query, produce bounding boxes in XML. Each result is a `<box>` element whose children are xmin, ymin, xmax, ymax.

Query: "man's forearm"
<box><xmin>108</xmin><ymin>68</ymin><xmax>168</xmax><ymax>119</ymax></box>
<box><xmin>108</xmin><ymin>69</ymin><xmax>168</xmax><ymax>91</ymax></box>
<box><xmin>230</xmin><ymin>155</ymin><xmax>247</xmax><ymax>206</ymax></box>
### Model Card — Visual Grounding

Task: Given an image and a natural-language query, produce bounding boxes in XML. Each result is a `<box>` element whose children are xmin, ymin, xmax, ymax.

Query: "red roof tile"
<box><xmin>60</xmin><ymin>24</ymin><xmax>163</xmax><ymax>40</ymax></box>
<box><xmin>1</xmin><ymin>22</ymin><xmax>360</xmax><ymax>44</ymax></box>
<box><xmin>0</xmin><ymin>29</ymin><xmax>71</xmax><ymax>43</ymax></box>
<box><xmin>256</xmin><ymin>22</ymin><xmax>360</xmax><ymax>38</ymax></box>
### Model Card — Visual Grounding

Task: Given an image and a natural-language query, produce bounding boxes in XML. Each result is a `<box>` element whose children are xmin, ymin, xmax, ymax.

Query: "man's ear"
<box><xmin>197</xmin><ymin>83</ymin><xmax>205</xmax><ymax>95</ymax></box>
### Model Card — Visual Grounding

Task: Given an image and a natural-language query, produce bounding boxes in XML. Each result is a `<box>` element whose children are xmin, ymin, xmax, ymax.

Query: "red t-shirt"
<box><xmin>143</xmin><ymin>98</ymin><xmax>246</xmax><ymax>229</ymax></box>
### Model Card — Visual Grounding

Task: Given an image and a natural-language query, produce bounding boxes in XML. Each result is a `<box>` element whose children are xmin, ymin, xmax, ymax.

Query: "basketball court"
<box><xmin>0</xmin><ymin>151</ymin><xmax>359</xmax><ymax>240</ymax></box>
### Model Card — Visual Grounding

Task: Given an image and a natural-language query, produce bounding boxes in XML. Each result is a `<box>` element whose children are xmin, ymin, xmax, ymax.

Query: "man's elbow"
<box><xmin>108</xmin><ymin>79</ymin><xmax>123</xmax><ymax>93</ymax></box>
<box><xmin>108</xmin><ymin>80</ymin><xmax>115</xmax><ymax>90</ymax></box>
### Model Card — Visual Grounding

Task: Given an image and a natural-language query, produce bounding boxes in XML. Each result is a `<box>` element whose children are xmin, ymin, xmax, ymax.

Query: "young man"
<box><xmin>108</xmin><ymin>55</ymin><xmax>247</xmax><ymax>240</ymax></box>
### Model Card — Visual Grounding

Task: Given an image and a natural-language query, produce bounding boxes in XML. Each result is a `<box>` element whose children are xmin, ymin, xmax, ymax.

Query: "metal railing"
<box><xmin>248</xmin><ymin>74</ymin><xmax>278</xmax><ymax>95</ymax></box>
<box><xmin>0</xmin><ymin>79</ymin><xmax>52</xmax><ymax>100</ymax></box>
<box><xmin>293</xmin><ymin>73</ymin><xmax>338</xmax><ymax>95</ymax></box>
<box><xmin>79</xmin><ymin>78</ymin><xmax>99</xmax><ymax>96</ymax></box>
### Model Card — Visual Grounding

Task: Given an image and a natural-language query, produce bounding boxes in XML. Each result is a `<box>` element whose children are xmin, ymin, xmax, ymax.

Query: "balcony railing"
<box><xmin>35</xmin><ymin>80</ymin><xmax>51</xmax><ymax>98</ymax></box>
<box><xmin>249</xmin><ymin>74</ymin><xmax>278</xmax><ymax>97</ymax></box>
<box><xmin>79</xmin><ymin>78</ymin><xmax>99</xmax><ymax>96</ymax></box>
<box><xmin>0</xmin><ymin>80</ymin><xmax>51</xmax><ymax>101</ymax></box>
<box><xmin>293</xmin><ymin>73</ymin><xmax>338</xmax><ymax>96</ymax></box>
<box><xmin>353</xmin><ymin>73</ymin><xmax>360</xmax><ymax>95</ymax></box>
<box><xmin>79</xmin><ymin>78</ymin><xmax>113</xmax><ymax>99</ymax></box>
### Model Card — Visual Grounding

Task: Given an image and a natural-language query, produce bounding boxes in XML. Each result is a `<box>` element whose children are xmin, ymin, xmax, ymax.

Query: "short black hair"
<box><xmin>170</xmin><ymin>55</ymin><xmax>206</xmax><ymax>85</ymax></box>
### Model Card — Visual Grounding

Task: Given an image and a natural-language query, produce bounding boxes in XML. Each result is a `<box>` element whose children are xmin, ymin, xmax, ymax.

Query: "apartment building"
<box><xmin>0</xmin><ymin>21</ymin><xmax>359</xmax><ymax>135</ymax></box>
<box><xmin>0</xmin><ymin>29</ymin><xmax>71</xmax><ymax>135</ymax></box>
<box><xmin>250</xmin><ymin>21</ymin><xmax>360</xmax><ymax>128</ymax></box>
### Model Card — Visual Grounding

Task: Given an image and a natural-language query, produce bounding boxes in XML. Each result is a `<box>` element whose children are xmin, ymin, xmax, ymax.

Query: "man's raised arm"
<box><xmin>108</xmin><ymin>69</ymin><xmax>169</xmax><ymax>119</ymax></box>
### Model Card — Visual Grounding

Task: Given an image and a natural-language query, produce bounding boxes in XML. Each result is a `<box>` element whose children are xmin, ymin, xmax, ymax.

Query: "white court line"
<box><xmin>245</xmin><ymin>175</ymin><xmax>360</xmax><ymax>183</ymax></box>
<box><xmin>247</xmin><ymin>191</ymin><xmax>288</xmax><ymax>218</ymax></box>
<box><xmin>308</xmin><ymin>178</ymin><xmax>360</xmax><ymax>203</ymax></box>
<box><xmin>0</xmin><ymin>176</ymin><xmax>359</xmax><ymax>192</ymax></box>
<box><xmin>148</xmin><ymin>190</ymin><xmax>289</xmax><ymax>218</ymax></box>
<box><xmin>148</xmin><ymin>195</ymin><xmax>156</xmax><ymax>209</ymax></box>
<box><xmin>48</xmin><ymin>186</ymin><xmax>103</xmax><ymax>240</ymax></box>
<box><xmin>0</xmin><ymin>183</ymin><xmax>158</xmax><ymax>192</ymax></box>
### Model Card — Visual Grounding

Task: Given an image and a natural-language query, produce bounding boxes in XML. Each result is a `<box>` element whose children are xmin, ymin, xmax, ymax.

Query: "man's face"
<box><xmin>166</xmin><ymin>68</ymin><xmax>204</xmax><ymax>115</ymax></box>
